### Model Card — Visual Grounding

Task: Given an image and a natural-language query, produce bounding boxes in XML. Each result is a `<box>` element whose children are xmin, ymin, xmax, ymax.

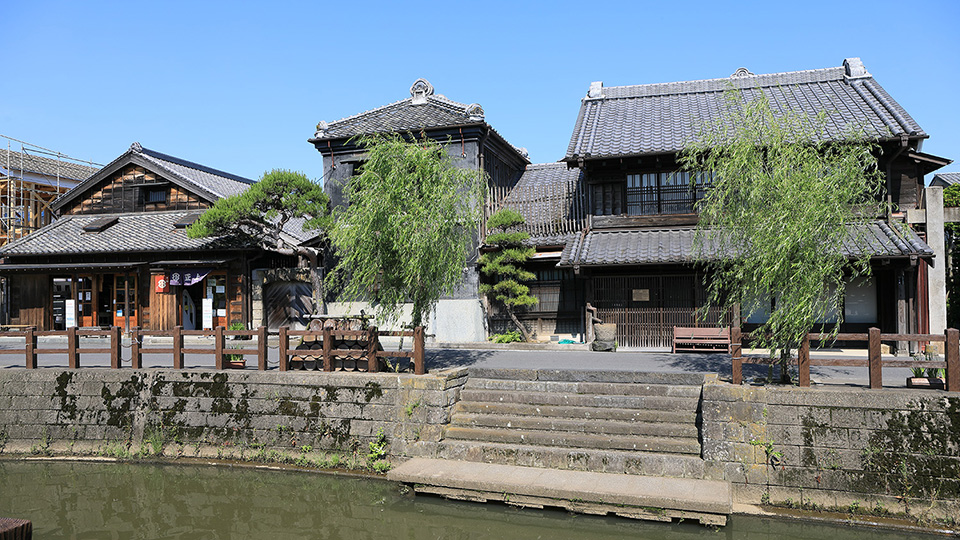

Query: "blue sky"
<box><xmin>2</xmin><ymin>0</ymin><xmax>958</xmax><ymax>183</ymax></box>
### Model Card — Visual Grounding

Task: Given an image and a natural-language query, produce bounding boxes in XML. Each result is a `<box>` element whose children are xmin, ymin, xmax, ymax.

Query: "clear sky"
<box><xmin>2</xmin><ymin>0</ymin><xmax>958</xmax><ymax>184</ymax></box>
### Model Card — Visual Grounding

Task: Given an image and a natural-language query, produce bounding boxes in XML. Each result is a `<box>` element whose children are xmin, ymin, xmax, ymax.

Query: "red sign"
<box><xmin>154</xmin><ymin>274</ymin><xmax>169</xmax><ymax>293</ymax></box>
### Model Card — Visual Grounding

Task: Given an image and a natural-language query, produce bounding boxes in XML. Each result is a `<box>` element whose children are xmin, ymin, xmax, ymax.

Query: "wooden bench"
<box><xmin>673</xmin><ymin>326</ymin><xmax>732</xmax><ymax>353</ymax></box>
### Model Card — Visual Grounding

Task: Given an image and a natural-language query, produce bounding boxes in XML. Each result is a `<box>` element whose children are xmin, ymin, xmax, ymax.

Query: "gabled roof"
<box><xmin>558</xmin><ymin>221</ymin><xmax>932</xmax><ymax>267</ymax></box>
<box><xmin>565</xmin><ymin>58</ymin><xmax>926</xmax><ymax>161</ymax></box>
<box><xmin>931</xmin><ymin>172</ymin><xmax>960</xmax><ymax>187</ymax></box>
<box><xmin>51</xmin><ymin>143</ymin><xmax>255</xmax><ymax>212</ymax></box>
<box><xmin>309</xmin><ymin>78</ymin><xmax>488</xmax><ymax>142</ymax></box>
<box><xmin>497</xmin><ymin>163</ymin><xmax>585</xmax><ymax>246</ymax></box>
<box><xmin>0</xmin><ymin>148</ymin><xmax>98</xmax><ymax>182</ymax></box>
<box><xmin>0</xmin><ymin>211</ymin><xmax>245</xmax><ymax>256</ymax></box>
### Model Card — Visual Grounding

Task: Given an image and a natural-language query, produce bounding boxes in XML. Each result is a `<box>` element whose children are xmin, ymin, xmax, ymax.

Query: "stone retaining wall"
<box><xmin>701</xmin><ymin>382</ymin><xmax>960</xmax><ymax>519</ymax></box>
<box><xmin>0</xmin><ymin>368</ymin><xmax>467</xmax><ymax>460</ymax></box>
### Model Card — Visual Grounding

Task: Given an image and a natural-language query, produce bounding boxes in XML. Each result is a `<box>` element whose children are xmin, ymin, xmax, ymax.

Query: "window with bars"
<box><xmin>524</xmin><ymin>269</ymin><xmax>577</xmax><ymax>313</ymax></box>
<box><xmin>623</xmin><ymin>171</ymin><xmax>711</xmax><ymax>216</ymax></box>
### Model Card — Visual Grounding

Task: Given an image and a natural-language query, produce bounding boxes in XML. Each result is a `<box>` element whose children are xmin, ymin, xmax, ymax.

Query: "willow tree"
<box><xmin>327</xmin><ymin>133</ymin><xmax>484</xmax><ymax>328</ymax></box>
<box><xmin>479</xmin><ymin>208</ymin><xmax>537</xmax><ymax>341</ymax></box>
<box><xmin>681</xmin><ymin>90</ymin><xmax>884</xmax><ymax>373</ymax></box>
<box><xmin>187</xmin><ymin>169</ymin><xmax>331</xmax><ymax>313</ymax></box>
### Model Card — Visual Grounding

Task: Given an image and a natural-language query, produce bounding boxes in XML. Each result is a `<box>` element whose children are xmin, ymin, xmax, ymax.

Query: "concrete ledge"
<box><xmin>429</xmin><ymin>342</ymin><xmax>590</xmax><ymax>351</ymax></box>
<box><xmin>389</xmin><ymin>457</ymin><xmax>731</xmax><ymax>525</ymax></box>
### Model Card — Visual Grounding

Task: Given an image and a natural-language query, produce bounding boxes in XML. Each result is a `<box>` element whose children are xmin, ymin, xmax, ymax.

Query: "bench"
<box><xmin>673</xmin><ymin>326</ymin><xmax>732</xmax><ymax>353</ymax></box>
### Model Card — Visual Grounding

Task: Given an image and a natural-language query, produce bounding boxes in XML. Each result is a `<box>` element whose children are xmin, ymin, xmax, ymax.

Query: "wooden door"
<box><xmin>77</xmin><ymin>276</ymin><xmax>95</xmax><ymax>327</ymax></box>
<box><xmin>204</xmin><ymin>273</ymin><xmax>228</xmax><ymax>328</ymax></box>
<box><xmin>113</xmin><ymin>275</ymin><xmax>138</xmax><ymax>328</ymax></box>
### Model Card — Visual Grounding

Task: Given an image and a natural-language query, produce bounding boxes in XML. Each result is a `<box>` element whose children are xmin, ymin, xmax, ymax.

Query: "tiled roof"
<box><xmin>0</xmin><ymin>148</ymin><xmax>98</xmax><ymax>182</ymax></box>
<box><xmin>565</xmin><ymin>58</ymin><xmax>926</xmax><ymax>161</ymax></box>
<box><xmin>0</xmin><ymin>211</ymin><xmax>245</xmax><ymax>256</ymax></box>
<box><xmin>558</xmin><ymin>221</ymin><xmax>932</xmax><ymax>267</ymax></box>
<box><xmin>497</xmin><ymin>163</ymin><xmax>586</xmax><ymax>242</ymax></box>
<box><xmin>52</xmin><ymin>143</ymin><xmax>255</xmax><ymax>211</ymax></box>
<box><xmin>931</xmin><ymin>172</ymin><xmax>960</xmax><ymax>187</ymax></box>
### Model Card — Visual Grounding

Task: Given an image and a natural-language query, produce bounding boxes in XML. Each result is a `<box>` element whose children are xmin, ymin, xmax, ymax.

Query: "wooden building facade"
<box><xmin>0</xmin><ymin>143</ymin><xmax>300</xmax><ymax>331</ymax></box>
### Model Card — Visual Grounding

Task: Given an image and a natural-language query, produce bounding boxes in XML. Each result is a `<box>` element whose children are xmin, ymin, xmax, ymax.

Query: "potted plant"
<box><xmin>225</xmin><ymin>322</ymin><xmax>247</xmax><ymax>369</ymax></box>
<box><xmin>906</xmin><ymin>349</ymin><xmax>946</xmax><ymax>389</ymax></box>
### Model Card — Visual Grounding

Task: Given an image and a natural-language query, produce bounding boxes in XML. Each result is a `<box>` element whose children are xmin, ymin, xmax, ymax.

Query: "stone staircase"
<box><xmin>437</xmin><ymin>368</ymin><xmax>709</xmax><ymax>479</ymax></box>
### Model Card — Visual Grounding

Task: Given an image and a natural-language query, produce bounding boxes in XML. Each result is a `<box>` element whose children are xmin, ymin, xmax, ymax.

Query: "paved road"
<box><xmin>0</xmin><ymin>336</ymin><xmax>920</xmax><ymax>388</ymax></box>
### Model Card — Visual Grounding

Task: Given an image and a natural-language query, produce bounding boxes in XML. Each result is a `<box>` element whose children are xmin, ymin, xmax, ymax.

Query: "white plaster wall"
<box><xmin>326</xmin><ymin>299</ymin><xmax>486</xmax><ymax>342</ymax></box>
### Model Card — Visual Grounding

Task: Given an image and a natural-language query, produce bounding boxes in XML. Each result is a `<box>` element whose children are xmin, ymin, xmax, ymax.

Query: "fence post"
<box><xmin>278</xmin><ymin>326</ymin><xmax>288</xmax><ymax>371</ymax></box>
<box><xmin>173</xmin><ymin>326</ymin><xmax>184</xmax><ymax>369</ymax></box>
<box><xmin>322</xmin><ymin>327</ymin><xmax>332</xmax><ymax>372</ymax></box>
<box><xmin>946</xmin><ymin>328</ymin><xmax>959</xmax><ymax>393</ymax></box>
<box><xmin>798</xmin><ymin>334</ymin><xmax>810</xmax><ymax>387</ymax></box>
<box><xmin>110</xmin><ymin>327</ymin><xmax>121</xmax><ymax>369</ymax></box>
<box><xmin>868</xmin><ymin>327</ymin><xmax>882</xmax><ymax>389</ymax></box>
<box><xmin>67</xmin><ymin>326</ymin><xmax>79</xmax><ymax>369</ymax></box>
<box><xmin>414</xmin><ymin>326</ymin><xmax>426</xmax><ymax>375</ymax></box>
<box><xmin>257</xmin><ymin>326</ymin><xmax>268</xmax><ymax>371</ymax></box>
<box><xmin>367</xmin><ymin>326</ymin><xmax>379</xmax><ymax>373</ymax></box>
<box><xmin>730</xmin><ymin>326</ymin><xmax>742</xmax><ymax>384</ymax></box>
<box><xmin>25</xmin><ymin>327</ymin><xmax>36</xmax><ymax>369</ymax></box>
<box><xmin>131</xmin><ymin>327</ymin><xmax>142</xmax><ymax>369</ymax></box>
<box><xmin>215</xmin><ymin>326</ymin><xmax>225</xmax><ymax>370</ymax></box>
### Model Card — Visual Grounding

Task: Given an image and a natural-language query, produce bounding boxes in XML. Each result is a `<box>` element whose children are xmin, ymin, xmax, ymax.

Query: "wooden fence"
<box><xmin>730</xmin><ymin>327</ymin><xmax>959</xmax><ymax>392</ymax></box>
<box><xmin>0</xmin><ymin>325</ymin><xmax>426</xmax><ymax>375</ymax></box>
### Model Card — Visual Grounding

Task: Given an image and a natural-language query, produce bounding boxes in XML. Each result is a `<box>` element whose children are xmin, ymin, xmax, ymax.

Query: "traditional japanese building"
<box><xmin>499</xmin><ymin>57</ymin><xmax>949</xmax><ymax>348</ymax></box>
<box><xmin>0</xmin><ymin>143</ymin><xmax>313</xmax><ymax>331</ymax></box>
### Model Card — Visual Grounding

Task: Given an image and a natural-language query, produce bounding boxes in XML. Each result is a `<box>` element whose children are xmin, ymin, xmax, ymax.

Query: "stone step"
<box><xmin>464</xmin><ymin>377</ymin><xmax>702</xmax><ymax>398</ymax></box>
<box><xmin>468</xmin><ymin>368</ymin><xmax>708</xmax><ymax>386</ymax></box>
<box><xmin>454</xmin><ymin>400</ymin><xmax>698</xmax><ymax>424</ymax></box>
<box><xmin>450</xmin><ymin>412</ymin><xmax>699</xmax><ymax>439</ymax></box>
<box><xmin>388</xmin><ymin>458</ymin><xmax>730</xmax><ymax>525</ymax></box>
<box><xmin>458</xmin><ymin>388</ymin><xmax>699</xmax><ymax>412</ymax></box>
<box><xmin>445</xmin><ymin>425</ymin><xmax>701</xmax><ymax>455</ymax></box>
<box><xmin>436</xmin><ymin>439</ymin><xmax>709</xmax><ymax>479</ymax></box>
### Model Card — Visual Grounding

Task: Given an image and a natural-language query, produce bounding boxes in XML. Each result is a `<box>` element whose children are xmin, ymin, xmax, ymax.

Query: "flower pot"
<box><xmin>906</xmin><ymin>377</ymin><xmax>945</xmax><ymax>390</ymax></box>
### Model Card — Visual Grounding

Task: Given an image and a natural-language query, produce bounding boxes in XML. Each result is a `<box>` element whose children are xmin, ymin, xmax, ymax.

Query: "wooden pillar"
<box><xmin>110</xmin><ymin>326</ymin><xmax>121</xmax><ymax>369</ymax></box>
<box><xmin>257</xmin><ymin>326</ymin><xmax>267</xmax><ymax>371</ymax></box>
<box><xmin>215</xmin><ymin>325</ymin><xmax>224</xmax><ymax>370</ymax></box>
<box><xmin>946</xmin><ymin>328</ymin><xmax>959</xmax><ymax>393</ymax></box>
<box><xmin>730</xmin><ymin>326</ymin><xmax>742</xmax><ymax>385</ymax></box>
<box><xmin>798</xmin><ymin>334</ymin><xmax>810</xmax><ymax>387</ymax></box>
<box><xmin>67</xmin><ymin>326</ymin><xmax>78</xmax><ymax>369</ymax></box>
<box><xmin>366</xmin><ymin>326</ymin><xmax>379</xmax><ymax>373</ymax></box>
<box><xmin>25</xmin><ymin>327</ymin><xmax>36</xmax><ymax>369</ymax></box>
<box><xmin>896</xmin><ymin>269</ymin><xmax>908</xmax><ymax>353</ymax></box>
<box><xmin>278</xmin><ymin>326</ymin><xmax>288</xmax><ymax>371</ymax></box>
<box><xmin>124</xmin><ymin>272</ymin><xmax>131</xmax><ymax>333</ymax></box>
<box><xmin>868</xmin><ymin>327</ymin><xmax>882</xmax><ymax>389</ymax></box>
<box><xmin>322</xmin><ymin>327</ymin><xmax>332</xmax><ymax>372</ymax></box>
<box><xmin>130</xmin><ymin>327</ymin><xmax>141</xmax><ymax>369</ymax></box>
<box><xmin>414</xmin><ymin>326</ymin><xmax>426</xmax><ymax>375</ymax></box>
<box><xmin>172</xmin><ymin>326</ymin><xmax>183</xmax><ymax>369</ymax></box>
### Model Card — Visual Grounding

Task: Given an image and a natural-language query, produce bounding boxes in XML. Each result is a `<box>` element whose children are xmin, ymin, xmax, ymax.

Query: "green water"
<box><xmin>0</xmin><ymin>461</ymin><xmax>941</xmax><ymax>539</ymax></box>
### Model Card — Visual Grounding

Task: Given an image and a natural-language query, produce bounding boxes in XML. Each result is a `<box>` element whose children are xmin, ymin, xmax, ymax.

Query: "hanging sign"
<box><xmin>154</xmin><ymin>275</ymin><xmax>169</xmax><ymax>293</ymax></box>
<box><xmin>169</xmin><ymin>268</ymin><xmax>212</xmax><ymax>287</ymax></box>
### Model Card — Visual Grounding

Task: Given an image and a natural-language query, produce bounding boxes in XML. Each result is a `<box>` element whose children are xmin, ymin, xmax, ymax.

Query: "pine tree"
<box><xmin>479</xmin><ymin>209</ymin><xmax>537</xmax><ymax>341</ymax></box>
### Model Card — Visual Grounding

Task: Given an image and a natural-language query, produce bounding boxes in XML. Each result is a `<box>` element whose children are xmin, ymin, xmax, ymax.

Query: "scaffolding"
<box><xmin>0</xmin><ymin>135</ymin><xmax>101</xmax><ymax>246</ymax></box>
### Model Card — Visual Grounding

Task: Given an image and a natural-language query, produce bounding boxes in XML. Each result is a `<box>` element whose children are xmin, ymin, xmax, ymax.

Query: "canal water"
<box><xmin>0</xmin><ymin>460</ymin><xmax>941</xmax><ymax>539</ymax></box>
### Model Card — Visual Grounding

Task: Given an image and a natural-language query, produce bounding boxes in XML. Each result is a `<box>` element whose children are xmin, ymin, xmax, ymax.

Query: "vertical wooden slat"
<box><xmin>868</xmin><ymin>327</ymin><xmax>882</xmax><ymax>389</ymax></box>
<box><xmin>730</xmin><ymin>326</ymin><xmax>742</xmax><ymax>385</ymax></box>
<box><xmin>215</xmin><ymin>326</ymin><xmax>224</xmax><ymax>370</ymax></box>
<box><xmin>173</xmin><ymin>326</ymin><xmax>183</xmax><ymax>369</ymax></box>
<box><xmin>414</xmin><ymin>326</ymin><xmax>426</xmax><ymax>375</ymax></box>
<box><xmin>322</xmin><ymin>327</ymin><xmax>332</xmax><ymax>372</ymax></box>
<box><xmin>798</xmin><ymin>334</ymin><xmax>810</xmax><ymax>387</ymax></box>
<box><xmin>278</xmin><ymin>326</ymin><xmax>288</xmax><ymax>371</ymax></box>
<box><xmin>257</xmin><ymin>326</ymin><xmax>267</xmax><ymax>371</ymax></box>
<box><xmin>130</xmin><ymin>327</ymin><xmax>141</xmax><ymax>369</ymax></box>
<box><xmin>946</xmin><ymin>328</ymin><xmax>959</xmax><ymax>393</ymax></box>
<box><xmin>25</xmin><ymin>327</ymin><xmax>36</xmax><ymax>369</ymax></box>
<box><xmin>67</xmin><ymin>326</ymin><xmax>78</xmax><ymax>368</ymax></box>
<box><xmin>110</xmin><ymin>326</ymin><xmax>121</xmax><ymax>369</ymax></box>
<box><xmin>366</xmin><ymin>326</ymin><xmax>379</xmax><ymax>373</ymax></box>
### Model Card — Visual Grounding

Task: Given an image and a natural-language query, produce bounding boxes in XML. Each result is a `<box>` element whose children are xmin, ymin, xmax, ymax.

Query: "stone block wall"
<box><xmin>702</xmin><ymin>382</ymin><xmax>960</xmax><ymax>518</ymax></box>
<box><xmin>0</xmin><ymin>368</ymin><xmax>467</xmax><ymax>460</ymax></box>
